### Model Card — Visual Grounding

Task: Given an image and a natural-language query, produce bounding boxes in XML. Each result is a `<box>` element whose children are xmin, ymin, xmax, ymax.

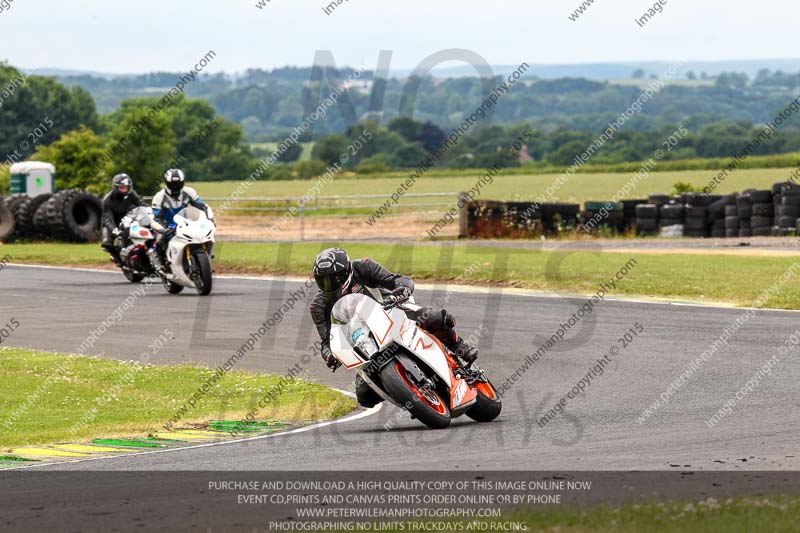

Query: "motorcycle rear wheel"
<box><xmin>466</xmin><ymin>379</ymin><xmax>502</xmax><ymax>422</ymax></box>
<box><xmin>191</xmin><ymin>251</ymin><xmax>213</xmax><ymax>296</ymax></box>
<box><xmin>381</xmin><ymin>361</ymin><xmax>451</xmax><ymax>429</ymax></box>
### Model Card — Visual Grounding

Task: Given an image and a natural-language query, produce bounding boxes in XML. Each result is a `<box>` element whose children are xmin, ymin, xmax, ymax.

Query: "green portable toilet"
<box><xmin>10</xmin><ymin>161</ymin><xmax>55</xmax><ymax>195</ymax></box>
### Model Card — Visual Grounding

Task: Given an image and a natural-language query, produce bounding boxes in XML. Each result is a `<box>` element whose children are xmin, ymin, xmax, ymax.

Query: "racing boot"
<box><xmin>451</xmin><ymin>336</ymin><xmax>479</xmax><ymax>365</ymax></box>
<box><xmin>148</xmin><ymin>248</ymin><xmax>167</xmax><ymax>276</ymax></box>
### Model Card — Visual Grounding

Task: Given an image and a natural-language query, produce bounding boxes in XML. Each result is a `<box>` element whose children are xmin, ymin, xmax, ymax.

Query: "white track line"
<box><xmin>6</xmin><ymin>394</ymin><xmax>381</xmax><ymax>471</ymax></box>
<box><xmin>8</xmin><ymin>262</ymin><xmax>800</xmax><ymax>313</ymax></box>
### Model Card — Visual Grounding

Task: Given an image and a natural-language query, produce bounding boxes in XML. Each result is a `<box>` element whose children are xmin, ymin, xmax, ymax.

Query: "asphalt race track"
<box><xmin>2</xmin><ymin>264</ymin><xmax>800</xmax><ymax>472</ymax></box>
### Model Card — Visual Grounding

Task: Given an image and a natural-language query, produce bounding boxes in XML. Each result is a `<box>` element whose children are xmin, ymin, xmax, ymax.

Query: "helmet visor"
<box><xmin>315</xmin><ymin>269</ymin><xmax>350</xmax><ymax>293</ymax></box>
<box><xmin>167</xmin><ymin>180</ymin><xmax>183</xmax><ymax>195</ymax></box>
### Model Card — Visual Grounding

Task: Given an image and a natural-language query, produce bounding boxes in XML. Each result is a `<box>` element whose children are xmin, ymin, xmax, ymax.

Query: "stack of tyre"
<box><xmin>622</xmin><ymin>199</ymin><xmax>647</xmax><ymax>230</ymax></box>
<box><xmin>748</xmin><ymin>190</ymin><xmax>774</xmax><ymax>237</ymax></box>
<box><xmin>540</xmin><ymin>203</ymin><xmax>580</xmax><ymax>233</ymax></box>
<box><xmin>658</xmin><ymin>202</ymin><xmax>684</xmax><ymax>237</ymax></box>
<box><xmin>735</xmin><ymin>192</ymin><xmax>753</xmax><ymax>237</ymax></box>
<box><xmin>582</xmin><ymin>201</ymin><xmax>625</xmax><ymax>232</ymax></box>
<box><xmin>723</xmin><ymin>194</ymin><xmax>740</xmax><ymax>238</ymax></box>
<box><xmin>0</xmin><ymin>189</ymin><xmax>102</xmax><ymax>242</ymax></box>
<box><xmin>634</xmin><ymin>203</ymin><xmax>658</xmax><ymax>236</ymax></box>
<box><xmin>705</xmin><ymin>195</ymin><xmax>727</xmax><ymax>238</ymax></box>
<box><xmin>773</xmin><ymin>181</ymin><xmax>800</xmax><ymax>236</ymax></box>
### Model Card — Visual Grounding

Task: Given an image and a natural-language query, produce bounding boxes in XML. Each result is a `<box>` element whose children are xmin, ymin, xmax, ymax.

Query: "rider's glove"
<box><xmin>321</xmin><ymin>343</ymin><xmax>341</xmax><ymax>372</ymax></box>
<box><xmin>386</xmin><ymin>286</ymin><xmax>412</xmax><ymax>304</ymax></box>
<box><xmin>111</xmin><ymin>228</ymin><xmax>121</xmax><ymax>237</ymax></box>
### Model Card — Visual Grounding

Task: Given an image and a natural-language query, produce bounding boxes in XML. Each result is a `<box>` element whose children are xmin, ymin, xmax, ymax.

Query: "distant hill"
<box><xmin>400</xmin><ymin>59</ymin><xmax>800</xmax><ymax>80</ymax></box>
<box><xmin>25</xmin><ymin>59</ymin><xmax>800</xmax><ymax>142</ymax></box>
<box><xmin>29</xmin><ymin>58</ymin><xmax>800</xmax><ymax>82</ymax></box>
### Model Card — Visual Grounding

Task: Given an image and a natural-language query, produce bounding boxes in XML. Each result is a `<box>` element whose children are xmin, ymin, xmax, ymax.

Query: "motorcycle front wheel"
<box><xmin>381</xmin><ymin>361</ymin><xmax>451</xmax><ymax>429</ymax></box>
<box><xmin>466</xmin><ymin>379</ymin><xmax>502</xmax><ymax>422</ymax></box>
<box><xmin>191</xmin><ymin>251</ymin><xmax>213</xmax><ymax>296</ymax></box>
<box><xmin>162</xmin><ymin>276</ymin><xmax>184</xmax><ymax>294</ymax></box>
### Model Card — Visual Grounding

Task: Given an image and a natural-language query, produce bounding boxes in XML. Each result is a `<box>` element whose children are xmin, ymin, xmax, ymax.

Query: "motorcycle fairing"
<box><xmin>330</xmin><ymin>326</ymin><xmax>366</xmax><ymax>369</ymax></box>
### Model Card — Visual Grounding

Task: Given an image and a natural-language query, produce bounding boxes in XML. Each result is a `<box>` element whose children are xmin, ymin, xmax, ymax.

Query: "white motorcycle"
<box><xmin>116</xmin><ymin>206</ymin><xmax>158</xmax><ymax>283</ymax></box>
<box><xmin>157</xmin><ymin>206</ymin><xmax>216</xmax><ymax>296</ymax></box>
<box><xmin>330</xmin><ymin>293</ymin><xmax>502</xmax><ymax>429</ymax></box>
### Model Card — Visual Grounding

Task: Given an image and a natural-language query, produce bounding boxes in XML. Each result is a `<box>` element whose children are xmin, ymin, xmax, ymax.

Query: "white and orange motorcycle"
<box><xmin>330</xmin><ymin>293</ymin><xmax>502</xmax><ymax>429</ymax></box>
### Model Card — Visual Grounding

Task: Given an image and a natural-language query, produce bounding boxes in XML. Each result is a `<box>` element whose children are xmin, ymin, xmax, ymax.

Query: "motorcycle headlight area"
<box><xmin>350</xmin><ymin>323</ymin><xmax>379</xmax><ymax>359</ymax></box>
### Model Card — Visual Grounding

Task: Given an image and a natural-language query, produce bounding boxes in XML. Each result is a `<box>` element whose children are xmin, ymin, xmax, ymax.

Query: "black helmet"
<box><xmin>164</xmin><ymin>168</ymin><xmax>185</xmax><ymax>198</ymax></box>
<box><xmin>313</xmin><ymin>248</ymin><xmax>352</xmax><ymax>294</ymax></box>
<box><xmin>112</xmin><ymin>173</ymin><xmax>133</xmax><ymax>196</ymax></box>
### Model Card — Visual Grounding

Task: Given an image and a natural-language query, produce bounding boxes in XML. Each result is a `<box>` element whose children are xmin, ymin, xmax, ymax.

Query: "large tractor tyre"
<box><xmin>32</xmin><ymin>194</ymin><xmax>55</xmax><ymax>238</ymax></box>
<box><xmin>3</xmin><ymin>194</ymin><xmax>30</xmax><ymax>240</ymax></box>
<box><xmin>42</xmin><ymin>190</ymin><xmax>103</xmax><ymax>242</ymax></box>
<box><xmin>381</xmin><ymin>361</ymin><xmax>451</xmax><ymax>430</ymax></box>
<box><xmin>0</xmin><ymin>201</ymin><xmax>16</xmax><ymax>242</ymax></box>
<box><xmin>63</xmin><ymin>191</ymin><xmax>102</xmax><ymax>242</ymax></box>
<box><xmin>41</xmin><ymin>190</ymin><xmax>76</xmax><ymax>240</ymax></box>
<box><xmin>22</xmin><ymin>193</ymin><xmax>52</xmax><ymax>238</ymax></box>
<box><xmin>466</xmin><ymin>380</ymin><xmax>503</xmax><ymax>423</ymax></box>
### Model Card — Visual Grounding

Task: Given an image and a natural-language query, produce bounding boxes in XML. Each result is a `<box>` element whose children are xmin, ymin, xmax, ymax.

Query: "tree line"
<box><xmin>2</xmin><ymin>61</ymin><xmax>800</xmax><ymax>195</ymax></box>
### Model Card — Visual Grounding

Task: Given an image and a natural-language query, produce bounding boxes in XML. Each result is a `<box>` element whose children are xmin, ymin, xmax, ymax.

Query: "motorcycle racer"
<box><xmin>150</xmin><ymin>168</ymin><xmax>211</xmax><ymax>274</ymax></box>
<box><xmin>309</xmin><ymin>247</ymin><xmax>479</xmax><ymax>408</ymax></box>
<box><xmin>101</xmin><ymin>173</ymin><xmax>145</xmax><ymax>266</ymax></box>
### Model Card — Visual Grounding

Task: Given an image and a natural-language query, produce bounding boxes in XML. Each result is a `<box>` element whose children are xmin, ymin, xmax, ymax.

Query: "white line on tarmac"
<box><xmin>5</xmin><ymin>391</ymin><xmax>382</xmax><ymax>471</ymax></box>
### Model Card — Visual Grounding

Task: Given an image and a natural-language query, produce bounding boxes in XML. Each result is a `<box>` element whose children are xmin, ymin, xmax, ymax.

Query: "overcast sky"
<box><xmin>0</xmin><ymin>0</ymin><xmax>795</xmax><ymax>73</ymax></box>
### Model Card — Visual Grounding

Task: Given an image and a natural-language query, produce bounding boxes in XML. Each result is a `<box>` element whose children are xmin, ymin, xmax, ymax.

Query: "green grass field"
<box><xmin>195</xmin><ymin>167</ymin><xmax>800</xmax><ymax>205</ymax></box>
<box><xmin>0</xmin><ymin>348</ymin><xmax>355</xmax><ymax>448</ymax></box>
<box><xmin>4</xmin><ymin>242</ymin><xmax>800</xmax><ymax>309</ymax></box>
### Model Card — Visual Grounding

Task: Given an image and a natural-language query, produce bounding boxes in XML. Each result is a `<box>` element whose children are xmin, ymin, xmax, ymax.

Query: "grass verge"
<box><xmin>0</xmin><ymin>348</ymin><xmax>355</xmax><ymax>449</ymax></box>
<box><xmin>4</xmin><ymin>242</ymin><xmax>800</xmax><ymax>309</ymax></box>
<box><xmin>352</xmin><ymin>493</ymin><xmax>800</xmax><ymax>532</ymax></box>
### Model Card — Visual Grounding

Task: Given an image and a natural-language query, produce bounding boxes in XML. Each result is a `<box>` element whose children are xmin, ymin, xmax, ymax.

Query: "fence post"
<box><xmin>300</xmin><ymin>203</ymin><xmax>305</xmax><ymax>241</ymax></box>
<box><xmin>458</xmin><ymin>192</ymin><xmax>469</xmax><ymax>239</ymax></box>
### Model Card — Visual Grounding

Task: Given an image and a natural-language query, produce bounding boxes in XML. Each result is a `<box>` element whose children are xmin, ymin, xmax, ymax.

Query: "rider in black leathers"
<box><xmin>101</xmin><ymin>174</ymin><xmax>145</xmax><ymax>266</ymax></box>
<box><xmin>309</xmin><ymin>247</ymin><xmax>478</xmax><ymax>408</ymax></box>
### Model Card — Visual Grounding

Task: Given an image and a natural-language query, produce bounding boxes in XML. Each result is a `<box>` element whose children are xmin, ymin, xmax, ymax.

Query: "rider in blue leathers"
<box><xmin>149</xmin><ymin>168</ymin><xmax>211</xmax><ymax>274</ymax></box>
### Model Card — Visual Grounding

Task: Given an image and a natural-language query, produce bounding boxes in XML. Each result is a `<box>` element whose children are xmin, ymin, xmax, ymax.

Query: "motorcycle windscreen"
<box><xmin>329</xmin><ymin>326</ymin><xmax>365</xmax><ymax>369</ymax></box>
<box><xmin>332</xmin><ymin>294</ymin><xmax>397</xmax><ymax>350</ymax></box>
<box><xmin>123</xmin><ymin>206</ymin><xmax>154</xmax><ymax>228</ymax></box>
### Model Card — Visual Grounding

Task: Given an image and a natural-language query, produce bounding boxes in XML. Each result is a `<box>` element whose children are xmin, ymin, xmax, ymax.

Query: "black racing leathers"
<box><xmin>101</xmin><ymin>191</ymin><xmax>145</xmax><ymax>253</ymax></box>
